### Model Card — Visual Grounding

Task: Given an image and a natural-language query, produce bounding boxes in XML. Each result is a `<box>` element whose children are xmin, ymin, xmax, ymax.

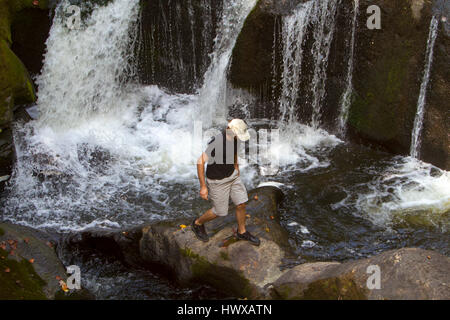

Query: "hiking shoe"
<box><xmin>191</xmin><ymin>219</ymin><xmax>209</xmax><ymax>242</ymax></box>
<box><xmin>236</xmin><ymin>230</ymin><xmax>260</xmax><ymax>246</ymax></box>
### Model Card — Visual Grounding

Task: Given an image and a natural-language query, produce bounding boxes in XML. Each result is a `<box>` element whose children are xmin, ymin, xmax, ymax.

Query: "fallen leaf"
<box><xmin>55</xmin><ymin>276</ymin><xmax>61</xmax><ymax>281</ymax></box>
<box><xmin>0</xmin><ymin>256</ymin><xmax>5</xmax><ymax>259</ymax></box>
<box><xmin>254</xmin><ymin>195</ymin><xmax>258</xmax><ymax>200</ymax></box>
<box><xmin>23</xmin><ymin>238</ymin><xmax>30</xmax><ymax>244</ymax></box>
<box><xmin>32</xmin><ymin>0</ymin><xmax>39</xmax><ymax>6</ymax></box>
<box><xmin>0</xmin><ymin>242</ymin><xmax>6</xmax><ymax>250</ymax></box>
<box><xmin>4</xmin><ymin>268</ymin><xmax>10</xmax><ymax>273</ymax></box>
<box><xmin>59</xmin><ymin>280</ymin><xmax>69</xmax><ymax>292</ymax></box>
<box><xmin>29</xmin><ymin>258</ymin><xmax>35</xmax><ymax>264</ymax></box>
<box><xmin>265</xmin><ymin>227</ymin><xmax>270</xmax><ymax>233</ymax></box>
<box><xmin>122</xmin><ymin>232</ymin><xmax>128</xmax><ymax>236</ymax></box>
<box><xmin>427</xmin><ymin>256</ymin><xmax>431</xmax><ymax>260</ymax></box>
<box><xmin>270</xmin><ymin>216</ymin><xmax>275</xmax><ymax>220</ymax></box>
<box><xmin>179</xmin><ymin>224</ymin><xmax>187</xmax><ymax>229</ymax></box>
<box><xmin>246</xmin><ymin>214</ymin><xmax>250</xmax><ymax>218</ymax></box>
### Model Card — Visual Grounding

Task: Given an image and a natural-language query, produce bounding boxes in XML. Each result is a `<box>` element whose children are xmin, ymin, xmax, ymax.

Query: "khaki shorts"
<box><xmin>206</xmin><ymin>169</ymin><xmax>249</xmax><ymax>216</ymax></box>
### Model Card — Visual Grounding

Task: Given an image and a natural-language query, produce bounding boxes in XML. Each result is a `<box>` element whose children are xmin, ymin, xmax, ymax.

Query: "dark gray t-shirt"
<box><xmin>205</xmin><ymin>130</ymin><xmax>239</xmax><ymax>180</ymax></box>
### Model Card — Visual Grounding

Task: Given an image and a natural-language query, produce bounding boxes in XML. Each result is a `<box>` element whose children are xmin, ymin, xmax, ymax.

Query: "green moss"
<box><xmin>302</xmin><ymin>276</ymin><xmax>367</xmax><ymax>300</ymax></box>
<box><xmin>349</xmin><ymin>52</ymin><xmax>409</xmax><ymax>141</ymax></box>
<box><xmin>0</xmin><ymin>248</ymin><xmax>47</xmax><ymax>300</ymax></box>
<box><xmin>180</xmin><ymin>247</ymin><xmax>255</xmax><ymax>299</ymax></box>
<box><xmin>0</xmin><ymin>39</ymin><xmax>36</xmax><ymax>127</ymax></box>
<box><xmin>272</xmin><ymin>284</ymin><xmax>299</xmax><ymax>300</ymax></box>
<box><xmin>219</xmin><ymin>251</ymin><xmax>229</xmax><ymax>261</ymax></box>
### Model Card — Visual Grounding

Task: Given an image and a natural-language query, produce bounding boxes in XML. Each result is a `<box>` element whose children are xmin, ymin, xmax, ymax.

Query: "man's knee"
<box><xmin>237</xmin><ymin>203</ymin><xmax>246</xmax><ymax>210</ymax></box>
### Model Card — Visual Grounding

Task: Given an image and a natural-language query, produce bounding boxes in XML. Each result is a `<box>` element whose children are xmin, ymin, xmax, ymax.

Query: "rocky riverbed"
<box><xmin>4</xmin><ymin>186</ymin><xmax>443</xmax><ymax>300</ymax></box>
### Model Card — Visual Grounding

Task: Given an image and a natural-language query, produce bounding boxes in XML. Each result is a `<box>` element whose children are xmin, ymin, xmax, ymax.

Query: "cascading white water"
<box><xmin>274</xmin><ymin>1</ymin><xmax>342</xmax><ymax>168</ymax></box>
<box><xmin>410</xmin><ymin>16</ymin><xmax>439</xmax><ymax>159</ymax></box>
<box><xmin>196</xmin><ymin>0</ymin><xmax>258</xmax><ymax>126</ymax></box>
<box><xmin>337</xmin><ymin>0</ymin><xmax>359</xmax><ymax>135</ymax></box>
<box><xmin>279</xmin><ymin>1</ymin><xmax>314</xmax><ymax>125</ymax></box>
<box><xmin>37</xmin><ymin>0</ymin><xmax>141</xmax><ymax>127</ymax></box>
<box><xmin>277</xmin><ymin>0</ymin><xmax>338</xmax><ymax>128</ymax></box>
<box><xmin>333</xmin><ymin>157</ymin><xmax>450</xmax><ymax>232</ymax></box>
<box><xmin>310</xmin><ymin>0</ymin><xmax>338</xmax><ymax>128</ymax></box>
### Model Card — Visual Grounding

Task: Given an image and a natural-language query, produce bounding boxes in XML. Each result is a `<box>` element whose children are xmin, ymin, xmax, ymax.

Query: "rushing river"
<box><xmin>0</xmin><ymin>0</ymin><xmax>448</xmax><ymax>299</ymax></box>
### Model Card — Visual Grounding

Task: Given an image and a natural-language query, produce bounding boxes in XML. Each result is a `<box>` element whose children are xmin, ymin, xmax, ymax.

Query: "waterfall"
<box><xmin>277</xmin><ymin>0</ymin><xmax>338</xmax><ymax>128</ymax></box>
<box><xmin>36</xmin><ymin>0</ymin><xmax>141</xmax><ymax>127</ymax></box>
<box><xmin>137</xmin><ymin>0</ymin><xmax>220</xmax><ymax>92</ymax></box>
<box><xmin>2</xmin><ymin>0</ymin><xmax>262</xmax><ymax>230</ymax></box>
<box><xmin>279</xmin><ymin>1</ymin><xmax>314</xmax><ymax>125</ymax></box>
<box><xmin>337</xmin><ymin>0</ymin><xmax>359</xmax><ymax>135</ymax></box>
<box><xmin>410</xmin><ymin>16</ymin><xmax>439</xmax><ymax>159</ymax></box>
<box><xmin>196</xmin><ymin>0</ymin><xmax>258</xmax><ymax>127</ymax></box>
<box><xmin>310</xmin><ymin>0</ymin><xmax>338</xmax><ymax>128</ymax></box>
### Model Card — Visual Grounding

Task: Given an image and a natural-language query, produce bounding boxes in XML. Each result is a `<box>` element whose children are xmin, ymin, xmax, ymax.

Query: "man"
<box><xmin>192</xmin><ymin>119</ymin><xmax>260</xmax><ymax>246</ymax></box>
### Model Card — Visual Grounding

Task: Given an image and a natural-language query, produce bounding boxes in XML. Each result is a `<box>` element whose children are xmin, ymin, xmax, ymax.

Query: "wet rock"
<box><xmin>64</xmin><ymin>186</ymin><xmax>292</xmax><ymax>298</ymax></box>
<box><xmin>348</xmin><ymin>0</ymin><xmax>433</xmax><ymax>159</ymax></box>
<box><xmin>0</xmin><ymin>0</ymin><xmax>50</xmax><ymax>184</ymax></box>
<box><xmin>229</xmin><ymin>0</ymin><xmax>448</xmax><ymax>170</ymax></box>
<box><xmin>0</xmin><ymin>222</ymin><xmax>66</xmax><ymax>299</ymax></box>
<box><xmin>271</xmin><ymin>248</ymin><xmax>450</xmax><ymax>300</ymax></box>
<box><xmin>62</xmin><ymin>227</ymin><xmax>144</xmax><ymax>268</ymax></box>
<box><xmin>0</xmin><ymin>127</ymin><xmax>14</xmax><ymax>193</ymax></box>
<box><xmin>11</xmin><ymin>7</ymin><xmax>52</xmax><ymax>78</ymax></box>
<box><xmin>421</xmin><ymin>2</ymin><xmax>450</xmax><ymax>170</ymax></box>
<box><xmin>140</xmin><ymin>186</ymin><xmax>290</xmax><ymax>299</ymax></box>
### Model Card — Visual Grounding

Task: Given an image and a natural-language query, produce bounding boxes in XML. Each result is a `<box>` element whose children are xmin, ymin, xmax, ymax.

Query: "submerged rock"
<box><xmin>271</xmin><ymin>247</ymin><xmax>450</xmax><ymax>300</ymax></box>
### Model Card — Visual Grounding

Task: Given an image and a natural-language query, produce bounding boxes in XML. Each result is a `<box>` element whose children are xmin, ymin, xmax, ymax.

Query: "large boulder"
<box><xmin>64</xmin><ymin>186</ymin><xmax>293</xmax><ymax>299</ymax></box>
<box><xmin>140</xmin><ymin>186</ymin><xmax>290</xmax><ymax>299</ymax></box>
<box><xmin>0</xmin><ymin>222</ymin><xmax>66</xmax><ymax>299</ymax></box>
<box><xmin>271</xmin><ymin>247</ymin><xmax>450</xmax><ymax>300</ymax></box>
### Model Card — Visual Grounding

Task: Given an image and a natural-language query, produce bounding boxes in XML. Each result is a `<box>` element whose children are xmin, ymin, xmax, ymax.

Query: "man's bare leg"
<box><xmin>236</xmin><ymin>203</ymin><xmax>246</xmax><ymax>234</ymax></box>
<box><xmin>195</xmin><ymin>208</ymin><xmax>218</xmax><ymax>225</ymax></box>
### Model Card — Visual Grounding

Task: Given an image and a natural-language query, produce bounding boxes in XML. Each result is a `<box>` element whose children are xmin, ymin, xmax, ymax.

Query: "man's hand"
<box><xmin>200</xmin><ymin>186</ymin><xmax>208</xmax><ymax>200</ymax></box>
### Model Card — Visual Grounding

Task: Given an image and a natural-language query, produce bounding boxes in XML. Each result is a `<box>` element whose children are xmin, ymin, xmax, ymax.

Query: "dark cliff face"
<box><xmin>229</xmin><ymin>0</ymin><xmax>449</xmax><ymax>170</ymax></box>
<box><xmin>348</xmin><ymin>0</ymin><xmax>430</xmax><ymax>158</ymax></box>
<box><xmin>421</xmin><ymin>1</ymin><xmax>449</xmax><ymax>170</ymax></box>
<box><xmin>349</xmin><ymin>0</ymin><xmax>448</xmax><ymax>170</ymax></box>
<box><xmin>137</xmin><ymin>0</ymin><xmax>223</xmax><ymax>93</ymax></box>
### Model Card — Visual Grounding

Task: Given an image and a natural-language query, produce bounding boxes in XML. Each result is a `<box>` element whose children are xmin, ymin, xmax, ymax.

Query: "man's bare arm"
<box><xmin>197</xmin><ymin>152</ymin><xmax>209</xmax><ymax>200</ymax></box>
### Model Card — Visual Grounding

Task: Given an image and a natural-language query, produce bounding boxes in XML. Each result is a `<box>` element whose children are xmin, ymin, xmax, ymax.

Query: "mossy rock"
<box><xmin>348</xmin><ymin>0</ymin><xmax>434</xmax><ymax>155</ymax></box>
<box><xmin>0</xmin><ymin>39</ymin><xmax>36</xmax><ymax>127</ymax></box>
<box><xmin>0</xmin><ymin>0</ymin><xmax>49</xmax><ymax>128</ymax></box>
<box><xmin>0</xmin><ymin>247</ymin><xmax>47</xmax><ymax>299</ymax></box>
<box><xmin>0</xmin><ymin>223</ymin><xmax>67</xmax><ymax>299</ymax></box>
<box><xmin>271</xmin><ymin>248</ymin><xmax>450</xmax><ymax>300</ymax></box>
